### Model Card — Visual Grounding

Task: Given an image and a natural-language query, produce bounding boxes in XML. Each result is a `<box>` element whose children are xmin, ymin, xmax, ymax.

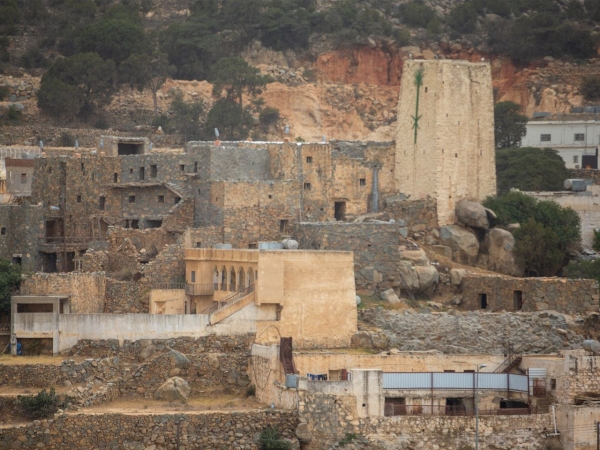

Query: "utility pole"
<box><xmin>475</xmin><ymin>363</ymin><xmax>487</xmax><ymax>450</ymax></box>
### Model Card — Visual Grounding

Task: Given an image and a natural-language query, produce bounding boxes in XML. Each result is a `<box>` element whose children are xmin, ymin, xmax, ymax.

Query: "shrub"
<box><xmin>19</xmin><ymin>47</ymin><xmax>48</xmax><ymax>69</ymax></box>
<box><xmin>259</xmin><ymin>107</ymin><xmax>280</xmax><ymax>128</ymax></box>
<box><xmin>448</xmin><ymin>3</ymin><xmax>478</xmax><ymax>33</ymax></box>
<box><xmin>18</xmin><ymin>388</ymin><xmax>60</xmax><ymax>419</ymax></box>
<box><xmin>399</xmin><ymin>1</ymin><xmax>435</xmax><ymax>28</ymax></box>
<box><xmin>258</xmin><ymin>427</ymin><xmax>291</xmax><ymax>450</ymax></box>
<box><xmin>7</xmin><ymin>106</ymin><xmax>21</xmax><ymax>121</ymax></box>
<box><xmin>582</xmin><ymin>76</ymin><xmax>600</xmax><ymax>101</ymax></box>
<box><xmin>0</xmin><ymin>86</ymin><xmax>9</xmax><ymax>101</ymax></box>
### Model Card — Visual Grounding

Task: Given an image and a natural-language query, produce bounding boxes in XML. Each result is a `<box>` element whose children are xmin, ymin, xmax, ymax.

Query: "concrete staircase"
<box><xmin>205</xmin><ymin>285</ymin><xmax>256</xmax><ymax>325</ymax></box>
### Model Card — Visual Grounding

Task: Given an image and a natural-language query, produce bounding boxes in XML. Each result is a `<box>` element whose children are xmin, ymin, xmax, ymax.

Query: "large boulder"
<box><xmin>439</xmin><ymin>225</ymin><xmax>480</xmax><ymax>264</ymax></box>
<box><xmin>295</xmin><ymin>423</ymin><xmax>312</xmax><ymax>444</ymax></box>
<box><xmin>415</xmin><ymin>265</ymin><xmax>439</xmax><ymax>291</ymax></box>
<box><xmin>153</xmin><ymin>377</ymin><xmax>191</xmax><ymax>403</ymax></box>
<box><xmin>398</xmin><ymin>261</ymin><xmax>420</xmax><ymax>291</ymax></box>
<box><xmin>450</xmin><ymin>269</ymin><xmax>466</xmax><ymax>286</ymax></box>
<box><xmin>400</xmin><ymin>248</ymin><xmax>429</xmax><ymax>266</ymax></box>
<box><xmin>168</xmin><ymin>349</ymin><xmax>191</xmax><ymax>369</ymax></box>
<box><xmin>381</xmin><ymin>288</ymin><xmax>401</xmax><ymax>304</ymax></box>
<box><xmin>350</xmin><ymin>331</ymin><xmax>390</xmax><ymax>350</ymax></box>
<box><xmin>483</xmin><ymin>228</ymin><xmax>521</xmax><ymax>276</ymax></box>
<box><xmin>455</xmin><ymin>200</ymin><xmax>490</xmax><ymax>230</ymax></box>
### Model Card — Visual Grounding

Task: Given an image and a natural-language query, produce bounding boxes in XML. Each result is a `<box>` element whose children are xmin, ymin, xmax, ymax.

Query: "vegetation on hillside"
<box><xmin>494</xmin><ymin>147</ymin><xmax>570</xmax><ymax>194</ymax></box>
<box><xmin>494</xmin><ymin>101</ymin><xmax>528</xmax><ymax>149</ymax></box>
<box><xmin>483</xmin><ymin>191</ymin><xmax>580</xmax><ymax>276</ymax></box>
<box><xmin>0</xmin><ymin>258</ymin><xmax>22</xmax><ymax>317</ymax></box>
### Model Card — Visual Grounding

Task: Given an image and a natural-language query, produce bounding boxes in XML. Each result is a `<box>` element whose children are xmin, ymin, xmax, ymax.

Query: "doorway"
<box><xmin>334</xmin><ymin>201</ymin><xmax>346</xmax><ymax>221</ymax></box>
<box><xmin>513</xmin><ymin>290</ymin><xmax>523</xmax><ymax>310</ymax></box>
<box><xmin>479</xmin><ymin>293</ymin><xmax>488</xmax><ymax>309</ymax></box>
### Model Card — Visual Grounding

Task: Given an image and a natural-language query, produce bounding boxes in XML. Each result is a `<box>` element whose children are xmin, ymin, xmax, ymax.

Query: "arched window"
<box><xmin>248</xmin><ymin>268</ymin><xmax>255</xmax><ymax>287</ymax></box>
<box><xmin>239</xmin><ymin>267</ymin><xmax>246</xmax><ymax>291</ymax></box>
<box><xmin>230</xmin><ymin>267</ymin><xmax>236</xmax><ymax>291</ymax></box>
<box><xmin>213</xmin><ymin>266</ymin><xmax>219</xmax><ymax>289</ymax></box>
<box><xmin>221</xmin><ymin>266</ymin><xmax>227</xmax><ymax>290</ymax></box>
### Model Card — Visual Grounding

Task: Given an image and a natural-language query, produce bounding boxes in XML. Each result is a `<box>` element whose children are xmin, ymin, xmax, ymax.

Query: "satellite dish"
<box><xmin>214</xmin><ymin>128</ymin><xmax>220</xmax><ymax>138</ymax></box>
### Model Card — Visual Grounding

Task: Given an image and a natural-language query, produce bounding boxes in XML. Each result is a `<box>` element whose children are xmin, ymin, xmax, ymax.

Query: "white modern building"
<box><xmin>521</xmin><ymin>116</ymin><xmax>600</xmax><ymax>169</ymax></box>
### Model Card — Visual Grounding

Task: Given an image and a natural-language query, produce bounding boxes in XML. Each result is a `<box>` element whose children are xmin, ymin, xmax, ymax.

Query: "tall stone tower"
<box><xmin>395</xmin><ymin>59</ymin><xmax>496</xmax><ymax>225</ymax></box>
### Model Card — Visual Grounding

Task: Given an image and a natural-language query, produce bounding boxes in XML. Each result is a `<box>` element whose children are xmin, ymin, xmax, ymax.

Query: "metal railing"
<box><xmin>202</xmin><ymin>284</ymin><xmax>255</xmax><ymax>315</ymax></box>
<box><xmin>383</xmin><ymin>372</ymin><xmax>529</xmax><ymax>393</ymax></box>
<box><xmin>384</xmin><ymin>404</ymin><xmax>530</xmax><ymax>417</ymax></box>
<box><xmin>494</xmin><ymin>343</ymin><xmax>527</xmax><ymax>373</ymax></box>
<box><xmin>151</xmin><ymin>282</ymin><xmax>186</xmax><ymax>290</ymax></box>
<box><xmin>185</xmin><ymin>283</ymin><xmax>214</xmax><ymax>296</ymax></box>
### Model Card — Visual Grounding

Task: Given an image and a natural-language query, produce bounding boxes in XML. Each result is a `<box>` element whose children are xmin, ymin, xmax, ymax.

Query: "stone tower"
<box><xmin>395</xmin><ymin>59</ymin><xmax>496</xmax><ymax>225</ymax></box>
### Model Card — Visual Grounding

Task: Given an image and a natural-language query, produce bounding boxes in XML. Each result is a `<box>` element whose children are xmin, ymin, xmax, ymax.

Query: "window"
<box><xmin>174</xmin><ymin>197</ymin><xmax>181</xmax><ymax>204</ymax></box>
<box><xmin>540</xmin><ymin>134</ymin><xmax>551</xmax><ymax>142</ymax></box>
<box><xmin>191</xmin><ymin>271</ymin><xmax>196</xmax><ymax>283</ymax></box>
<box><xmin>114</xmin><ymin>173</ymin><xmax>118</xmax><ymax>183</ymax></box>
<box><xmin>359</xmin><ymin>178</ymin><xmax>366</xmax><ymax>186</ymax></box>
<box><xmin>48</xmin><ymin>167</ymin><xmax>51</xmax><ymax>174</ymax></box>
<box><xmin>150</xmin><ymin>165</ymin><xmax>157</xmax><ymax>178</ymax></box>
<box><xmin>194</xmin><ymin>162</ymin><xmax>198</xmax><ymax>173</ymax></box>
<box><xmin>551</xmin><ymin>378</ymin><xmax>556</xmax><ymax>390</ymax></box>
<box><xmin>304</xmin><ymin>182</ymin><xmax>311</xmax><ymax>190</ymax></box>
<box><xmin>81</xmin><ymin>163</ymin><xmax>85</xmax><ymax>172</ymax></box>
<box><xmin>573</xmin><ymin>155</ymin><xmax>579</xmax><ymax>164</ymax></box>
<box><xmin>158</xmin><ymin>195</ymin><xmax>164</xmax><ymax>203</ymax></box>
<box><xmin>139</xmin><ymin>167</ymin><xmax>145</xmax><ymax>181</ymax></box>
<box><xmin>129</xmin><ymin>168</ymin><xmax>133</xmax><ymax>174</ymax></box>
<box><xmin>20</xmin><ymin>173</ymin><xmax>26</xmax><ymax>184</ymax></box>
<box><xmin>180</xmin><ymin>164</ymin><xmax>185</xmax><ymax>171</ymax></box>
<box><xmin>196</xmin><ymin>242</ymin><xmax>201</xmax><ymax>248</ymax></box>
<box><xmin>129</xmin><ymin>195</ymin><xmax>136</xmax><ymax>203</ymax></box>
<box><xmin>280</xmin><ymin>219</ymin><xmax>289</xmax><ymax>233</ymax></box>
<box><xmin>77</xmin><ymin>195</ymin><xmax>82</xmax><ymax>203</ymax></box>
<box><xmin>575</xmin><ymin>133</ymin><xmax>585</xmax><ymax>141</ymax></box>
<box><xmin>306</xmin><ymin>156</ymin><xmax>313</xmax><ymax>163</ymax></box>
<box><xmin>513</xmin><ymin>290</ymin><xmax>523</xmax><ymax>310</ymax></box>
<box><xmin>1</xmin><ymin>227</ymin><xmax>6</xmax><ymax>235</ymax></box>
<box><xmin>99</xmin><ymin>196</ymin><xmax>105</xmax><ymax>211</ymax></box>
<box><xmin>334</xmin><ymin>201</ymin><xmax>346</xmax><ymax>221</ymax></box>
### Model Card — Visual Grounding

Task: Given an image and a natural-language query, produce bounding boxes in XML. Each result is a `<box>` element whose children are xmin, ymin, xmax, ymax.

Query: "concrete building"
<box><xmin>521</xmin><ymin>115</ymin><xmax>600</xmax><ymax>169</ymax></box>
<box><xmin>395</xmin><ymin>59</ymin><xmax>496</xmax><ymax>226</ymax></box>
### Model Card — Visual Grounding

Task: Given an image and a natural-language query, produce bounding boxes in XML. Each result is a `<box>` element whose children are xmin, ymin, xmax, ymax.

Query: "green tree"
<box><xmin>258</xmin><ymin>427</ymin><xmax>292</xmax><ymax>450</ymax></box>
<box><xmin>204</xmin><ymin>98</ymin><xmax>254</xmax><ymax>141</ymax></box>
<box><xmin>398</xmin><ymin>1</ymin><xmax>435</xmax><ymax>28</ymax></box>
<box><xmin>119</xmin><ymin>52</ymin><xmax>174</xmax><ymax>114</ymax></box>
<box><xmin>208</xmin><ymin>57</ymin><xmax>271</xmax><ymax>109</ymax></box>
<box><xmin>18</xmin><ymin>388</ymin><xmax>60</xmax><ymax>420</ymax></box>
<box><xmin>514</xmin><ymin>218</ymin><xmax>564</xmax><ymax>276</ymax></box>
<box><xmin>494</xmin><ymin>101</ymin><xmax>528</xmax><ymax>149</ymax></box>
<box><xmin>259</xmin><ymin>106</ymin><xmax>280</xmax><ymax>129</ymax></box>
<box><xmin>152</xmin><ymin>91</ymin><xmax>205</xmax><ymax>136</ymax></box>
<box><xmin>78</xmin><ymin>17</ymin><xmax>149</xmax><ymax>65</ymax></box>
<box><xmin>582</xmin><ymin>76</ymin><xmax>600</xmax><ymax>101</ymax></box>
<box><xmin>483</xmin><ymin>191</ymin><xmax>581</xmax><ymax>276</ymax></box>
<box><xmin>494</xmin><ymin>147</ymin><xmax>569</xmax><ymax>194</ymax></box>
<box><xmin>38</xmin><ymin>52</ymin><xmax>116</xmax><ymax>120</ymax></box>
<box><xmin>448</xmin><ymin>2</ymin><xmax>478</xmax><ymax>33</ymax></box>
<box><xmin>0</xmin><ymin>258</ymin><xmax>21</xmax><ymax>316</ymax></box>
<box><xmin>0</xmin><ymin>0</ymin><xmax>21</xmax><ymax>34</ymax></box>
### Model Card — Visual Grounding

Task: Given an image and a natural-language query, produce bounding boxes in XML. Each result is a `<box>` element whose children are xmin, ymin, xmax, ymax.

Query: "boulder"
<box><xmin>281</xmin><ymin>239</ymin><xmax>299</xmax><ymax>250</ymax></box>
<box><xmin>439</xmin><ymin>225</ymin><xmax>480</xmax><ymax>264</ymax></box>
<box><xmin>484</xmin><ymin>228</ymin><xmax>521</xmax><ymax>276</ymax></box>
<box><xmin>450</xmin><ymin>269</ymin><xmax>466</xmax><ymax>286</ymax></box>
<box><xmin>398</xmin><ymin>261</ymin><xmax>420</xmax><ymax>291</ymax></box>
<box><xmin>295</xmin><ymin>424</ymin><xmax>312</xmax><ymax>443</ymax></box>
<box><xmin>139</xmin><ymin>344</ymin><xmax>156</xmax><ymax>361</ymax></box>
<box><xmin>415</xmin><ymin>265</ymin><xmax>439</xmax><ymax>291</ymax></box>
<box><xmin>153</xmin><ymin>377</ymin><xmax>191</xmax><ymax>403</ymax></box>
<box><xmin>350</xmin><ymin>331</ymin><xmax>390</xmax><ymax>350</ymax></box>
<box><xmin>356</xmin><ymin>295</ymin><xmax>362</xmax><ymax>306</ymax></box>
<box><xmin>381</xmin><ymin>288</ymin><xmax>401</xmax><ymax>304</ymax></box>
<box><xmin>400</xmin><ymin>248</ymin><xmax>429</xmax><ymax>266</ymax></box>
<box><xmin>455</xmin><ymin>200</ymin><xmax>489</xmax><ymax>229</ymax></box>
<box><xmin>168</xmin><ymin>349</ymin><xmax>191</xmax><ymax>369</ymax></box>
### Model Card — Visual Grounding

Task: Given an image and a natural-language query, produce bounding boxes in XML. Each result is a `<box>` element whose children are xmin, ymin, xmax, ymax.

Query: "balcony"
<box><xmin>185</xmin><ymin>283</ymin><xmax>215</xmax><ymax>296</ymax></box>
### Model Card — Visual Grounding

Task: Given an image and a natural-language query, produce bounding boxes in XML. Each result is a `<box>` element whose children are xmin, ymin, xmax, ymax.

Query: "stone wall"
<box><xmin>557</xmin><ymin>353</ymin><xmax>600</xmax><ymax>404</ymax></box>
<box><xmin>20</xmin><ymin>272</ymin><xmax>106</xmax><ymax>313</ymax></box>
<box><xmin>460</xmin><ymin>275</ymin><xmax>599</xmax><ymax>315</ymax></box>
<box><xmin>0</xmin><ymin>203</ymin><xmax>44</xmax><ymax>272</ymax></box>
<box><xmin>382</xmin><ymin>196</ymin><xmax>439</xmax><ymax>241</ymax></box>
<box><xmin>295</xmin><ymin>222</ymin><xmax>402</xmax><ymax>293</ymax></box>
<box><xmin>571</xmin><ymin>168</ymin><xmax>600</xmax><ymax>184</ymax></box>
<box><xmin>142</xmin><ymin>243</ymin><xmax>185</xmax><ymax>284</ymax></box>
<box><xmin>104</xmin><ymin>279</ymin><xmax>149</xmax><ymax>314</ymax></box>
<box><xmin>358</xmin><ymin>308</ymin><xmax>584</xmax><ymax>354</ymax></box>
<box><xmin>0</xmin><ymin>410</ymin><xmax>298</xmax><ymax>450</ymax></box>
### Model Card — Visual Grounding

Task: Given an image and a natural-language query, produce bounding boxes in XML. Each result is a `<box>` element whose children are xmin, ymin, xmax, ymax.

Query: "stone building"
<box><xmin>395</xmin><ymin>60</ymin><xmax>496</xmax><ymax>226</ymax></box>
<box><xmin>5</xmin><ymin>157</ymin><xmax>34</xmax><ymax>197</ymax></box>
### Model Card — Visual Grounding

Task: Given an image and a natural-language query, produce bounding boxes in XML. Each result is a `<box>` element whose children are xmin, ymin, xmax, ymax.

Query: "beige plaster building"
<box><xmin>183</xmin><ymin>248</ymin><xmax>358</xmax><ymax>349</ymax></box>
<box><xmin>395</xmin><ymin>60</ymin><xmax>496</xmax><ymax>225</ymax></box>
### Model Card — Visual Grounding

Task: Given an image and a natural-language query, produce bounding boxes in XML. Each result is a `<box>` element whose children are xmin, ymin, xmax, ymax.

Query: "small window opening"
<box><xmin>129</xmin><ymin>168</ymin><xmax>134</xmax><ymax>174</ymax></box>
<box><xmin>99</xmin><ymin>196</ymin><xmax>105</xmax><ymax>211</ymax></box>
<box><xmin>146</xmin><ymin>219</ymin><xmax>162</xmax><ymax>228</ymax></box>
<box><xmin>306</xmin><ymin>156</ymin><xmax>313</xmax><ymax>163</ymax></box>
<box><xmin>129</xmin><ymin>195</ymin><xmax>136</xmax><ymax>203</ymax></box>
<box><xmin>195</xmin><ymin>242</ymin><xmax>201</xmax><ymax>248</ymax></box>
<box><xmin>191</xmin><ymin>271</ymin><xmax>196</xmax><ymax>283</ymax></box>
<box><xmin>114</xmin><ymin>173</ymin><xmax>118</xmax><ymax>183</ymax></box>
<box><xmin>20</xmin><ymin>173</ymin><xmax>27</xmax><ymax>184</ymax></box>
<box><xmin>139</xmin><ymin>167</ymin><xmax>145</xmax><ymax>181</ymax></box>
<box><xmin>150</xmin><ymin>165</ymin><xmax>157</xmax><ymax>178</ymax></box>
<box><xmin>77</xmin><ymin>195</ymin><xmax>82</xmax><ymax>203</ymax></box>
<box><xmin>279</xmin><ymin>219</ymin><xmax>289</xmax><ymax>233</ymax></box>
<box><xmin>1</xmin><ymin>227</ymin><xmax>6</xmax><ymax>235</ymax></box>
<box><xmin>304</xmin><ymin>182</ymin><xmax>311</xmax><ymax>190</ymax></box>
<box><xmin>180</xmin><ymin>164</ymin><xmax>185</xmax><ymax>171</ymax></box>
<box><xmin>158</xmin><ymin>195</ymin><xmax>165</xmax><ymax>203</ymax></box>
<box><xmin>12</xmin><ymin>256</ymin><xmax>22</xmax><ymax>265</ymax></box>
<box><xmin>194</xmin><ymin>162</ymin><xmax>198</xmax><ymax>173</ymax></box>
<box><xmin>513</xmin><ymin>290</ymin><xmax>523</xmax><ymax>310</ymax></box>
<box><xmin>48</xmin><ymin>167</ymin><xmax>52</xmax><ymax>174</ymax></box>
<box><xmin>479</xmin><ymin>293</ymin><xmax>488</xmax><ymax>309</ymax></box>
<box><xmin>359</xmin><ymin>178</ymin><xmax>366</xmax><ymax>186</ymax></box>
<box><xmin>551</xmin><ymin>379</ymin><xmax>556</xmax><ymax>389</ymax></box>
<box><xmin>81</xmin><ymin>163</ymin><xmax>85</xmax><ymax>172</ymax></box>
<box><xmin>268</xmin><ymin>195</ymin><xmax>272</xmax><ymax>199</ymax></box>
<box><xmin>334</xmin><ymin>201</ymin><xmax>346</xmax><ymax>221</ymax></box>
<box><xmin>174</xmin><ymin>197</ymin><xmax>181</xmax><ymax>204</ymax></box>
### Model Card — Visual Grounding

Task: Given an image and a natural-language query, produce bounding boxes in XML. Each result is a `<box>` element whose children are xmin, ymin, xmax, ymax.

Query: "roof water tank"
<box><xmin>564</xmin><ymin>179</ymin><xmax>586</xmax><ymax>191</ymax></box>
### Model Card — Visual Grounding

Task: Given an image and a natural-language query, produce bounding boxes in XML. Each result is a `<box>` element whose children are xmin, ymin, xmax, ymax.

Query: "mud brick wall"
<box><xmin>460</xmin><ymin>275</ymin><xmax>599</xmax><ymax>315</ymax></box>
<box><xmin>295</xmin><ymin>222</ymin><xmax>402</xmax><ymax>293</ymax></box>
<box><xmin>104</xmin><ymin>279</ymin><xmax>149</xmax><ymax>314</ymax></box>
<box><xmin>0</xmin><ymin>410</ymin><xmax>298</xmax><ymax>450</ymax></box>
<box><xmin>0</xmin><ymin>203</ymin><xmax>44</xmax><ymax>272</ymax></box>
<box><xmin>20</xmin><ymin>272</ymin><xmax>107</xmax><ymax>313</ymax></box>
